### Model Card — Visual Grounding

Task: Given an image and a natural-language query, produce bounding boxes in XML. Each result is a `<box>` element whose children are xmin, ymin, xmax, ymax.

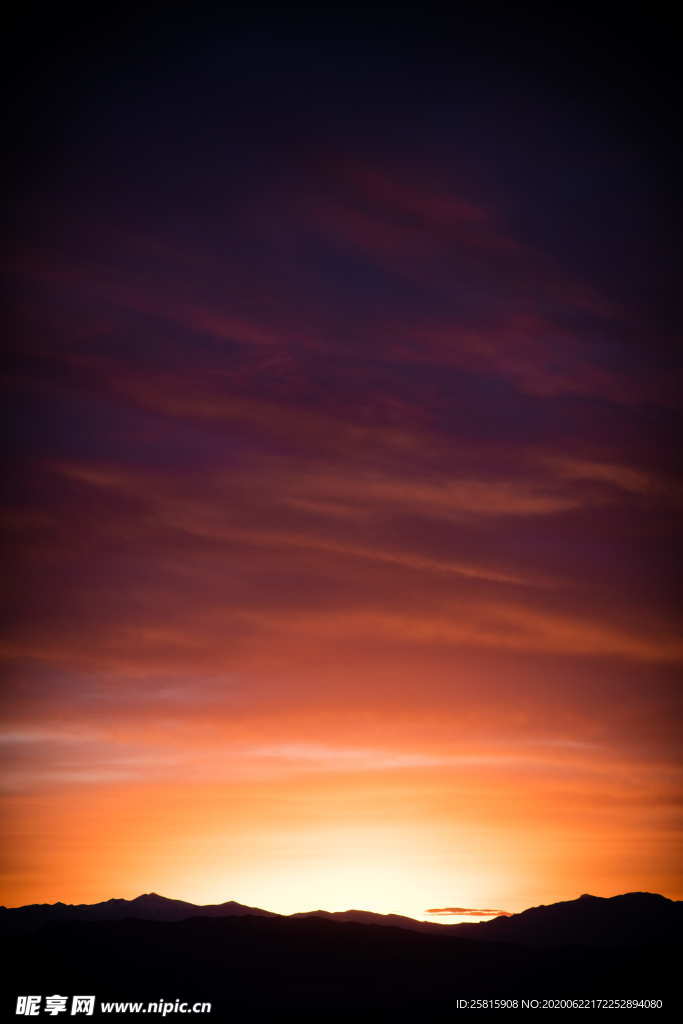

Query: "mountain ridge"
<box><xmin>2</xmin><ymin>909</ymin><xmax>678</xmax><ymax>1013</ymax></box>
<box><xmin>2</xmin><ymin>890</ymin><xmax>681</xmax><ymax>945</ymax></box>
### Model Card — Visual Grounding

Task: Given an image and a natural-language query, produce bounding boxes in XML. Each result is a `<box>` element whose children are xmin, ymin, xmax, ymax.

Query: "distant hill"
<box><xmin>449</xmin><ymin>892</ymin><xmax>683</xmax><ymax>947</ymax></box>
<box><xmin>292</xmin><ymin>892</ymin><xmax>683</xmax><ymax>947</ymax></box>
<box><xmin>1</xmin><ymin>912</ymin><xmax>678</xmax><ymax>1017</ymax></box>
<box><xmin>290</xmin><ymin>907</ymin><xmax>449</xmax><ymax>934</ymax></box>
<box><xmin>0</xmin><ymin>892</ymin><xmax>276</xmax><ymax>933</ymax></box>
<box><xmin>2</xmin><ymin>890</ymin><xmax>680</xmax><ymax>947</ymax></box>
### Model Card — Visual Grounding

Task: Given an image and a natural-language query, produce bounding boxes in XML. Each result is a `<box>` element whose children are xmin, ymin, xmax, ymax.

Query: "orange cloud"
<box><xmin>425</xmin><ymin>907</ymin><xmax>512</xmax><ymax>917</ymax></box>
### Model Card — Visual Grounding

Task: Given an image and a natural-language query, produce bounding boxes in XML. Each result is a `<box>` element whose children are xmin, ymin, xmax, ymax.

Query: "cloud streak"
<box><xmin>425</xmin><ymin>907</ymin><xmax>512</xmax><ymax>917</ymax></box>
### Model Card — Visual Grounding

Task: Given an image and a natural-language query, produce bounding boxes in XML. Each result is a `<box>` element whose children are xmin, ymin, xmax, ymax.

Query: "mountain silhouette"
<box><xmin>2</xmin><ymin>890</ymin><xmax>680</xmax><ymax>945</ymax></box>
<box><xmin>290</xmin><ymin>908</ymin><xmax>449</xmax><ymax>934</ymax></box>
<box><xmin>0</xmin><ymin>892</ymin><xmax>276</xmax><ymax>933</ymax></box>
<box><xmin>448</xmin><ymin>892</ymin><xmax>683</xmax><ymax>946</ymax></box>
<box><xmin>1</xmin><ymin>905</ymin><xmax>678</xmax><ymax>1017</ymax></box>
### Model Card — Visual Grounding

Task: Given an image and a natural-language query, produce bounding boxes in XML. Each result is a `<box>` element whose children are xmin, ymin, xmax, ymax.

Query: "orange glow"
<box><xmin>3</xmin><ymin>726</ymin><xmax>681</xmax><ymax>915</ymax></box>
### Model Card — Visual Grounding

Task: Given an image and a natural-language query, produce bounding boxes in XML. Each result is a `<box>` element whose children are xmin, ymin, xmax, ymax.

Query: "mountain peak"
<box><xmin>2</xmin><ymin>891</ymin><xmax>679</xmax><ymax>947</ymax></box>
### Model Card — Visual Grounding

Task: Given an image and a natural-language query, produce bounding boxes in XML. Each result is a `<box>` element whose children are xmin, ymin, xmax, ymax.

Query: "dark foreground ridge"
<box><xmin>2</xmin><ymin>893</ymin><xmax>679</xmax><ymax>1017</ymax></box>
<box><xmin>0</xmin><ymin>892</ymin><xmax>278</xmax><ymax>932</ymax></box>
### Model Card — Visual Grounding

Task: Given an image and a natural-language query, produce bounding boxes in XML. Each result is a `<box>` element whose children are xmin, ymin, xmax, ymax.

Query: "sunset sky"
<box><xmin>3</xmin><ymin>9</ymin><xmax>681</xmax><ymax>922</ymax></box>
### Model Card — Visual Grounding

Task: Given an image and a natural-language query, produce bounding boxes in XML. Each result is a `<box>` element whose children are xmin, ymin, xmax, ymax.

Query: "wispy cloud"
<box><xmin>425</xmin><ymin>907</ymin><xmax>512</xmax><ymax>917</ymax></box>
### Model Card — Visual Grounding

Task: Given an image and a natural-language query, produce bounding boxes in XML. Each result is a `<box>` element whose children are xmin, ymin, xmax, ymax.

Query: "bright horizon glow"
<box><xmin>3</xmin><ymin>742</ymin><xmax>681</xmax><ymax>918</ymax></box>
